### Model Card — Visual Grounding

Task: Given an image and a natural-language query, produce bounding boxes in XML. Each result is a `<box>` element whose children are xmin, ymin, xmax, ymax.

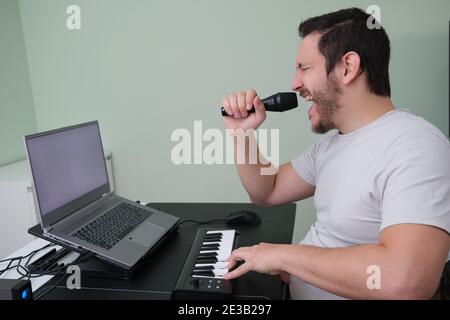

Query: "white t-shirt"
<box><xmin>290</xmin><ymin>109</ymin><xmax>450</xmax><ymax>300</ymax></box>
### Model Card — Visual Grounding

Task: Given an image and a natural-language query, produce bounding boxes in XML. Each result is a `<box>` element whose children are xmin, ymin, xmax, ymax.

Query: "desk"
<box><xmin>2</xmin><ymin>203</ymin><xmax>296</xmax><ymax>300</ymax></box>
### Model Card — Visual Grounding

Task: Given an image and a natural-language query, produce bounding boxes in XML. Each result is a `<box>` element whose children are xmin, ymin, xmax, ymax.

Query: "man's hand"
<box><xmin>223</xmin><ymin>243</ymin><xmax>285</xmax><ymax>280</ymax></box>
<box><xmin>221</xmin><ymin>89</ymin><xmax>267</xmax><ymax>132</ymax></box>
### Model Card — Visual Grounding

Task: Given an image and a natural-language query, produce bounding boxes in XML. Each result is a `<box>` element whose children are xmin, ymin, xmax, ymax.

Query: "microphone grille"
<box><xmin>278</xmin><ymin>92</ymin><xmax>298</xmax><ymax>109</ymax></box>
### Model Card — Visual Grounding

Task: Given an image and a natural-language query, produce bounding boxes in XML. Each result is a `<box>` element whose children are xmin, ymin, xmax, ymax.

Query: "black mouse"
<box><xmin>225</xmin><ymin>210</ymin><xmax>261</xmax><ymax>225</ymax></box>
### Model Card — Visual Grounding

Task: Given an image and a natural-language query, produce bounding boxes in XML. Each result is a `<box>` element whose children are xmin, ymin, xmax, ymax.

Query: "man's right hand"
<box><xmin>221</xmin><ymin>89</ymin><xmax>267</xmax><ymax>131</ymax></box>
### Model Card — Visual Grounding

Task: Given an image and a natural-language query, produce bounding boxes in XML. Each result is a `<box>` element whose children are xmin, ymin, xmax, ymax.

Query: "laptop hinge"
<box><xmin>46</xmin><ymin>192</ymin><xmax>114</xmax><ymax>230</ymax></box>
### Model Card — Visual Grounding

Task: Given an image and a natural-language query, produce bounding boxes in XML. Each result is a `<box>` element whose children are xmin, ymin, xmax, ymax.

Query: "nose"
<box><xmin>291</xmin><ymin>71</ymin><xmax>304</xmax><ymax>92</ymax></box>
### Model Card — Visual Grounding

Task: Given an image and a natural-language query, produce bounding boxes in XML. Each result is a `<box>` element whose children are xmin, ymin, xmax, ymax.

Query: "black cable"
<box><xmin>176</xmin><ymin>219</ymin><xmax>227</xmax><ymax>228</ymax></box>
<box><xmin>33</xmin><ymin>274</ymin><xmax>68</xmax><ymax>300</ymax></box>
<box><xmin>33</xmin><ymin>251</ymin><xmax>95</xmax><ymax>300</ymax></box>
<box><xmin>0</xmin><ymin>243</ymin><xmax>55</xmax><ymax>277</ymax></box>
<box><xmin>0</xmin><ymin>243</ymin><xmax>55</xmax><ymax>264</ymax></box>
<box><xmin>0</xmin><ymin>242</ymin><xmax>95</xmax><ymax>300</ymax></box>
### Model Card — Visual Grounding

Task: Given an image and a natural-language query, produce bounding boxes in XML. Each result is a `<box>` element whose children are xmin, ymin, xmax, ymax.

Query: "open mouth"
<box><xmin>303</xmin><ymin>95</ymin><xmax>314</xmax><ymax>120</ymax></box>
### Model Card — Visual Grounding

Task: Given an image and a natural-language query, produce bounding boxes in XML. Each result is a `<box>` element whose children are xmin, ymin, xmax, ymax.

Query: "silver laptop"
<box><xmin>24</xmin><ymin>121</ymin><xmax>179</xmax><ymax>269</ymax></box>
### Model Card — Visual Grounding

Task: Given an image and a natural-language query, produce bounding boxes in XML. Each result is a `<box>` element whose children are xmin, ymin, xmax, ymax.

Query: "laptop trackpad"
<box><xmin>128</xmin><ymin>222</ymin><xmax>165</xmax><ymax>247</ymax></box>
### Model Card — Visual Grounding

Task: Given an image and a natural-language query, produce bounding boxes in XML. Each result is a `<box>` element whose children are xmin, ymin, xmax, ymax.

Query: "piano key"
<box><xmin>201</xmin><ymin>243</ymin><xmax>220</xmax><ymax>248</ymax></box>
<box><xmin>192</xmin><ymin>265</ymin><xmax>214</xmax><ymax>271</ymax></box>
<box><xmin>195</xmin><ymin>257</ymin><xmax>219</xmax><ymax>263</ymax></box>
<box><xmin>195</xmin><ymin>230</ymin><xmax>235</xmax><ymax>274</ymax></box>
<box><xmin>202</xmin><ymin>241</ymin><xmax>221</xmax><ymax>245</ymax></box>
<box><xmin>194</xmin><ymin>261</ymin><xmax>228</xmax><ymax>268</ymax></box>
<box><xmin>203</xmin><ymin>238</ymin><xmax>222</xmax><ymax>242</ymax></box>
<box><xmin>193</xmin><ymin>268</ymin><xmax>229</xmax><ymax>276</ymax></box>
<box><xmin>174</xmin><ymin>228</ymin><xmax>238</xmax><ymax>297</ymax></box>
<box><xmin>200</xmin><ymin>246</ymin><xmax>219</xmax><ymax>251</ymax></box>
<box><xmin>198</xmin><ymin>254</ymin><xmax>219</xmax><ymax>258</ymax></box>
<box><xmin>204</xmin><ymin>234</ymin><xmax>222</xmax><ymax>238</ymax></box>
<box><xmin>199</xmin><ymin>250</ymin><xmax>219</xmax><ymax>254</ymax></box>
<box><xmin>205</xmin><ymin>231</ymin><xmax>223</xmax><ymax>236</ymax></box>
<box><xmin>205</xmin><ymin>233</ymin><xmax>222</xmax><ymax>237</ymax></box>
<box><xmin>192</xmin><ymin>274</ymin><xmax>222</xmax><ymax>279</ymax></box>
<box><xmin>192</xmin><ymin>273</ymin><xmax>225</xmax><ymax>279</ymax></box>
<box><xmin>201</xmin><ymin>255</ymin><xmax>230</xmax><ymax>261</ymax></box>
<box><xmin>192</xmin><ymin>271</ymin><xmax>215</xmax><ymax>277</ymax></box>
<box><xmin>213</xmin><ymin>269</ymin><xmax>228</xmax><ymax>276</ymax></box>
<box><xmin>197</xmin><ymin>253</ymin><xmax>218</xmax><ymax>258</ymax></box>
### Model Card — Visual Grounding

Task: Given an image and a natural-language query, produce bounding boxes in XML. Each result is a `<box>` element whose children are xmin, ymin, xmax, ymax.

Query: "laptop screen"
<box><xmin>25</xmin><ymin>121</ymin><xmax>110</xmax><ymax>227</ymax></box>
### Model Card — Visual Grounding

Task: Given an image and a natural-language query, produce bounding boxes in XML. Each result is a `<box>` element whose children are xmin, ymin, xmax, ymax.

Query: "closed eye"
<box><xmin>296</xmin><ymin>64</ymin><xmax>310</xmax><ymax>71</ymax></box>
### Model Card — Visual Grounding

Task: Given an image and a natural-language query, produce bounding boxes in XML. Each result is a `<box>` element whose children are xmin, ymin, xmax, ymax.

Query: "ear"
<box><xmin>340</xmin><ymin>51</ymin><xmax>361</xmax><ymax>85</ymax></box>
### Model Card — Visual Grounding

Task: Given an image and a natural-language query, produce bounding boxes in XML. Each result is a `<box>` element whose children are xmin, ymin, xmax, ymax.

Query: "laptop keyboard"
<box><xmin>72</xmin><ymin>202</ymin><xmax>152</xmax><ymax>250</ymax></box>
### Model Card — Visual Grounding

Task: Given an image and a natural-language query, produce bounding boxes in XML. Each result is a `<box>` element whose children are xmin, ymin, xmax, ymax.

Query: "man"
<box><xmin>220</xmin><ymin>8</ymin><xmax>449</xmax><ymax>299</ymax></box>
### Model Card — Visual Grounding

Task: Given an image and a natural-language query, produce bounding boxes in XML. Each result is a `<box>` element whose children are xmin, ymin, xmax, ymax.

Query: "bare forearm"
<box><xmin>278</xmin><ymin>243</ymin><xmax>438</xmax><ymax>299</ymax></box>
<box><xmin>233</xmin><ymin>133</ymin><xmax>276</xmax><ymax>204</ymax></box>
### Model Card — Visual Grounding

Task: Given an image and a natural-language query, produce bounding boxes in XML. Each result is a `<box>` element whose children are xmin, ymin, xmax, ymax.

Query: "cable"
<box><xmin>0</xmin><ymin>243</ymin><xmax>54</xmax><ymax>264</ymax></box>
<box><xmin>33</xmin><ymin>251</ymin><xmax>95</xmax><ymax>300</ymax></box>
<box><xmin>175</xmin><ymin>219</ymin><xmax>227</xmax><ymax>228</ymax></box>
<box><xmin>33</xmin><ymin>274</ymin><xmax>68</xmax><ymax>300</ymax></box>
<box><xmin>1</xmin><ymin>242</ymin><xmax>95</xmax><ymax>300</ymax></box>
<box><xmin>0</xmin><ymin>243</ymin><xmax>56</xmax><ymax>277</ymax></box>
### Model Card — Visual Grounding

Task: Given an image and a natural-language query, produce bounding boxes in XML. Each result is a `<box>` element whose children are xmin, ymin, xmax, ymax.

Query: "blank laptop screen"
<box><xmin>26</xmin><ymin>122</ymin><xmax>108</xmax><ymax>217</ymax></box>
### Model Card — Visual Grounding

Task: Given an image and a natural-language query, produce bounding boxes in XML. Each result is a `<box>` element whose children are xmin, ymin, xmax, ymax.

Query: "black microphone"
<box><xmin>221</xmin><ymin>92</ymin><xmax>298</xmax><ymax>116</ymax></box>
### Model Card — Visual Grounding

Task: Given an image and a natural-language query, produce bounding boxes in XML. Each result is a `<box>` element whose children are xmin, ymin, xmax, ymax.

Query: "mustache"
<box><xmin>298</xmin><ymin>88</ymin><xmax>311</xmax><ymax>99</ymax></box>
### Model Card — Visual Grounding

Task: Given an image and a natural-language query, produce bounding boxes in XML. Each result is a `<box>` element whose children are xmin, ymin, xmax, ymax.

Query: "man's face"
<box><xmin>291</xmin><ymin>33</ymin><xmax>342</xmax><ymax>134</ymax></box>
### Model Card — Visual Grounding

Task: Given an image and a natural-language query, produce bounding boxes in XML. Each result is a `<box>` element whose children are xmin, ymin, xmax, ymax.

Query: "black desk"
<box><xmin>35</xmin><ymin>203</ymin><xmax>296</xmax><ymax>300</ymax></box>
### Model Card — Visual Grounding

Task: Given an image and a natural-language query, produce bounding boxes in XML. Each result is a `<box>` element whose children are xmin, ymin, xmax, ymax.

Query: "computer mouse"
<box><xmin>225</xmin><ymin>210</ymin><xmax>261</xmax><ymax>226</ymax></box>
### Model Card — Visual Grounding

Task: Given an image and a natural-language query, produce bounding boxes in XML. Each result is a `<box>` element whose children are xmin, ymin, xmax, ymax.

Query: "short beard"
<box><xmin>311</xmin><ymin>74</ymin><xmax>342</xmax><ymax>134</ymax></box>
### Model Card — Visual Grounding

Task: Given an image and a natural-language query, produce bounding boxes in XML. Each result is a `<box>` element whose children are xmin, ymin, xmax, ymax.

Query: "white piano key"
<box><xmin>195</xmin><ymin>262</ymin><xmax>228</xmax><ymax>268</ymax></box>
<box><xmin>192</xmin><ymin>274</ymin><xmax>223</xmax><ymax>279</ymax></box>
<box><xmin>199</xmin><ymin>250</ymin><xmax>219</xmax><ymax>254</ymax></box>
<box><xmin>192</xmin><ymin>267</ymin><xmax>229</xmax><ymax>273</ymax></box>
<box><xmin>213</xmin><ymin>269</ymin><xmax>229</xmax><ymax>276</ymax></box>
<box><xmin>192</xmin><ymin>230</ymin><xmax>236</xmax><ymax>277</ymax></box>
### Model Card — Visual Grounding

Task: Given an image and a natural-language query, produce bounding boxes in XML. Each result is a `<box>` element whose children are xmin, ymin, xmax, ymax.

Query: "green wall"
<box><xmin>0</xmin><ymin>0</ymin><xmax>36</xmax><ymax>166</ymax></box>
<box><xmin>12</xmin><ymin>0</ymin><xmax>450</xmax><ymax>242</ymax></box>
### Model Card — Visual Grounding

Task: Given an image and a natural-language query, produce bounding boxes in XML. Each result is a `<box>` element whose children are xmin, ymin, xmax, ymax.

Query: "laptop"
<box><xmin>24</xmin><ymin>121</ymin><xmax>179</xmax><ymax>269</ymax></box>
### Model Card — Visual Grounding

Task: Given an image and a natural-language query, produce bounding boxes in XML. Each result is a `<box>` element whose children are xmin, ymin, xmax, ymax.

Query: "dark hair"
<box><xmin>299</xmin><ymin>7</ymin><xmax>391</xmax><ymax>97</ymax></box>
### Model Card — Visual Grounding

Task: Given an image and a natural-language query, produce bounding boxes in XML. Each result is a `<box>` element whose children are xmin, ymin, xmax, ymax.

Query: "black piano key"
<box><xmin>173</xmin><ymin>228</ymin><xmax>237</xmax><ymax>299</ymax></box>
<box><xmin>200</xmin><ymin>248</ymin><xmax>219</xmax><ymax>252</ymax></box>
<box><xmin>200</xmin><ymin>245</ymin><xmax>220</xmax><ymax>250</ymax></box>
<box><xmin>195</xmin><ymin>258</ymin><xmax>217</xmax><ymax>264</ymax></box>
<box><xmin>204</xmin><ymin>234</ymin><xmax>222</xmax><ymax>238</ymax></box>
<box><xmin>197</xmin><ymin>255</ymin><xmax>218</xmax><ymax>261</ymax></box>
<box><xmin>193</xmin><ymin>266</ymin><xmax>214</xmax><ymax>271</ymax></box>
<box><xmin>206</xmin><ymin>232</ymin><xmax>223</xmax><ymax>236</ymax></box>
<box><xmin>205</xmin><ymin>233</ymin><xmax>222</xmax><ymax>237</ymax></box>
<box><xmin>192</xmin><ymin>271</ymin><xmax>215</xmax><ymax>277</ymax></box>
<box><xmin>201</xmin><ymin>243</ymin><xmax>220</xmax><ymax>247</ymax></box>
<box><xmin>203</xmin><ymin>237</ymin><xmax>222</xmax><ymax>241</ymax></box>
<box><xmin>198</xmin><ymin>253</ymin><xmax>218</xmax><ymax>258</ymax></box>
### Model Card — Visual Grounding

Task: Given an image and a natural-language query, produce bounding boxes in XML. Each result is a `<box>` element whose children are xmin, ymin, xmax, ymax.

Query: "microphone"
<box><xmin>221</xmin><ymin>92</ymin><xmax>298</xmax><ymax>116</ymax></box>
